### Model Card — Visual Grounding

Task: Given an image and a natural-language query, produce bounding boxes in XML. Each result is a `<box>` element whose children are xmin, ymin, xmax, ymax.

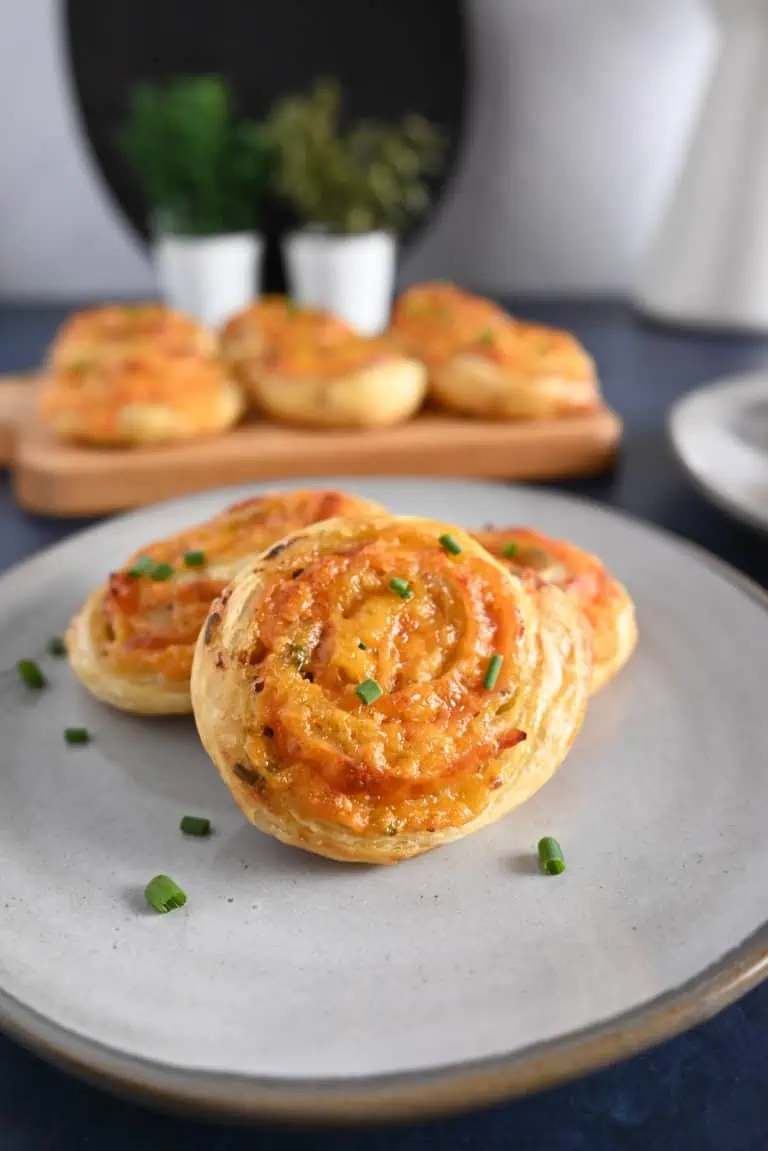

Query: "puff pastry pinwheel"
<box><xmin>47</xmin><ymin>303</ymin><xmax>216</xmax><ymax>372</ymax></box>
<box><xmin>472</xmin><ymin>527</ymin><xmax>637</xmax><ymax>693</ymax></box>
<box><xmin>428</xmin><ymin>319</ymin><xmax>600</xmax><ymax>420</ymax></box>
<box><xmin>390</xmin><ymin>284</ymin><xmax>600</xmax><ymax>420</ymax></box>
<box><xmin>67</xmin><ymin>489</ymin><xmax>386</xmax><ymax>715</ymax></box>
<box><xmin>191</xmin><ymin>516</ymin><xmax>591</xmax><ymax>863</ymax></box>
<box><xmin>38</xmin><ymin>350</ymin><xmax>244</xmax><ymax>446</ymax></box>
<box><xmin>223</xmin><ymin>296</ymin><xmax>426</xmax><ymax>429</ymax></box>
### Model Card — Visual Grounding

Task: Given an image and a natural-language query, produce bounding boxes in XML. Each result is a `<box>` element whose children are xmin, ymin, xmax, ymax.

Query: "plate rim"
<box><xmin>1</xmin><ymin>478</ymin><xmax>767</xmax><ymax>1123</ymax></box>
<box><xmin>668</xmin><ymin>371</ymin><xmax>768</xmax><ymax>534</ymax></box>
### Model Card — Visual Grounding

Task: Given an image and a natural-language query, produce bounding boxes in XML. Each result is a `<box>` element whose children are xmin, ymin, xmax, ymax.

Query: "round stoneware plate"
<box><xmin>0</xmin><ymin>479</ymin><xmax>766</xmax><ymax>1123</ymax></box>
<box><xmin>669</xmin><ymin>372</ymin><xmax>768</xmax><ymax>533</ymax></box>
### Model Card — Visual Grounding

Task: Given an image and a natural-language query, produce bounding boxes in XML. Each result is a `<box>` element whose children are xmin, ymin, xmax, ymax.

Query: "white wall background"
<box><xmin>0</xmin><ymin>0</ymin><xmax>717</xmax><ymax>300</ymax></box>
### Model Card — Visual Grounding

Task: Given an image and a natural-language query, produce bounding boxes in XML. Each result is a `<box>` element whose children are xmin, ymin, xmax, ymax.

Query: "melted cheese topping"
<box><xmin>222</xmin><ymin>296</ymin><xmax>400</xmax><ymax>379</ymax></box>
<box><xmin>48</xmin><ymin>303</ymin><xmax>214</xmax><ymax>370</ymax></box>
<box><xmin>390</xmin><ymin>282</ymin><xmax>511</xmax><ymax>368</ymax></box>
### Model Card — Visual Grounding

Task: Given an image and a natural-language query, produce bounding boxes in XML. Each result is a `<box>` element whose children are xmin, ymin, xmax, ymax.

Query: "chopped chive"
<box><xmin>150</xmin><ymin>562</ymin><xmax>174</xmax><ymax>582</ymax></box>
<box><xmin>439</xmin><ymin>533</ymin><xmax>462</xmax><ymax>556</ymax></box>
<box><xmin>538</xmin><ymin>837</ymin><xmax>566</xmax><ymax>876</ymax></box>
<box><xmin>180</xmin><ymin>815</ymin><xmax>211</xmax><ymax>837</ymax></box>
<box><xmin>183</xmin><ymin>550</ymin><xmax>205</xmax><ymax>568</ymax></box>
<box><xmin>477</xmin><ymin>329</ymin><xmax>495</xmax><ymax>344</ymax></box>
<box><xmin>128</xmin><ymin>555</ymin><xmax>155</xmax><ymax>578</ymax></box>
<box><xmin>389</xmin><ymin>577</ymin><xmax>412</xmax><ymax>599</ymax></box>
<box><xmin>358</xmin><ymin>641</ymin><xmax>367</xmax><ymax>650</ymax></box>
<box><xmin>289</xmin><ymin>642</ymin><xmax>307</xmax><ymax>669</ymax></box>
<box><xmin>356</xmin><ymin>678</ymin><xmax>383</xmax><ymax>706</ymax></box>
<box><xmin>64</xmin><ymin>727</ymin><xmax>90</xmax><ymax>745</ymax></box>
<box><xmin>503</xmin><ymin>542</ymin><xmax>520</xmax><ymax>559</ymax></box>
<box><xmin>145</xmin><ymin>874</ymin><xmax>187</xmax><ymax>914</ymax></box>
<box><xmin>47</xmin><ymin>636</ymin><xmax>67</xmax><ymax>657</ymax></box>
<box><xmin>17</xmin><ymin>659</ymin><xmax>46</xmax><ymax>689</ymax></box>
<box><xmin>483</xmin><ymin>653</ymin><xmax>503</xmax><ymax>690</ymax></box>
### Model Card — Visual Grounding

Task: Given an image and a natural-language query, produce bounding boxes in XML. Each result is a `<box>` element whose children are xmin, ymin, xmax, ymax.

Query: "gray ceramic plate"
<box><xmin>669</xmin><ymin>372</ymin><xmax>768</xmax><ymax>533</ymax></box>
<box><xmin>0</xmin><ymin>479</ymin><xmax>766</xmax><ymax>1123</ymax></box>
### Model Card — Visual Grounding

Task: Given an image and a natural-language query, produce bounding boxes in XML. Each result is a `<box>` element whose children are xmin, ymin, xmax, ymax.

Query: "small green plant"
<box><xmin>117</xmin><ymin>75</ymin><xmax>274</xmax><ymax>236</ymax></box>
<box><xmin>267</xmin><ymin>80</ymin><xmax>445</xmax><ymax>235</ymax></box>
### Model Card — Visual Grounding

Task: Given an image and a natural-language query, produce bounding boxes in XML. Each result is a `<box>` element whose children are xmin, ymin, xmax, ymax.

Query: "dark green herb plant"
<box><xmin>267</xmin><ymin>80</ymin><xmax>445</xmax><ymax>235</ymax></box>
<box><xmin>117</xmin><ymin>75</ymin><xmax>274</xmax><ymax>236</ymax></box>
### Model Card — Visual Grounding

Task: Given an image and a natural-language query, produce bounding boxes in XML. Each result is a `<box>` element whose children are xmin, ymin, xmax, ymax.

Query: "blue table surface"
<box><xmin>0</xmin><ymin>300</ymin><xmax>766</xmax><ymax>1151</ymax></box>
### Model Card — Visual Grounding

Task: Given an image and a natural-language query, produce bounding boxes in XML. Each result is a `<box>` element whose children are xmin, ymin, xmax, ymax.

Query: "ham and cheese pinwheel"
<box><xmin>390</xmin><ymin>283</ymin><xmax>600</xmax><ymax>420</ymax></box>
<box><xmin>191</xmin><ymin>516</ymin><xmax>591</xmax><ymax>863</ymax></box>
<box><xmin>222</xmin><ymin>296</ymin><xmax>426</xmax><ymax>428</ymax></box>
<box><xmin>38</xmin><ymin>350</ymin><xmax>244</xmax><ymax>446</ymax></box>
<box><xmin>472</xmin><ymin>527</ymin><xmax>637</xmax><ymax>693</ymax></box>
<box><xmin>67</xmin><ymin>489</ymin><xmax>386</xmax><ymax>715</ymax></box>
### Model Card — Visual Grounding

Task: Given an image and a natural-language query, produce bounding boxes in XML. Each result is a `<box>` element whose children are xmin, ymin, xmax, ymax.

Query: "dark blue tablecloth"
<box><xmin>0</xmin><ymin>301</ymin><xmax>766</xmax><ymax>1151</ymax></box>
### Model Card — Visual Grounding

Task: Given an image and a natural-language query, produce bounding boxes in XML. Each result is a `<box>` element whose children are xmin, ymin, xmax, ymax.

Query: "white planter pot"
<box><xmin>152</xmin><ymin>232</ymin><xmax>264</xmax><ymax>329</ymax></box>
<box><xmin>283</xmin><ymin>230</ymin><xmax>396</xmax><ymax>335</ymax></box>
<box><xmin>636</xmin><ymin>0</ymin><xmax>768</xmax><ymax>330</ymax></box>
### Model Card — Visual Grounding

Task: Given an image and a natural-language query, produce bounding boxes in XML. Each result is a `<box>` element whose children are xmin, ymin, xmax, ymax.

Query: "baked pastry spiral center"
<box><xmin>207</xmin><ymin>523</ymin><xmax>533</xmax><ymax>837</ymax></box>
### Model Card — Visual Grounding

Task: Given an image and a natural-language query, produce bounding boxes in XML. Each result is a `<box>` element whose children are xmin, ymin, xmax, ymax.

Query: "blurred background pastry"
<box><xmin>47</xmin><ymin>303</ymin><xmax>216</xmax><ymax>371</ymax></box>
<box><xmin>38</xmin><ymin>349</ymin><xmax>244</xmax><ymax>446</ymax></box>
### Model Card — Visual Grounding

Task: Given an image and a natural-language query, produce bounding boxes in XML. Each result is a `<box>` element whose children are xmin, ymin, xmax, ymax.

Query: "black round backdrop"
<box><xmin>63</xmin><ymin>0</ymin><xmax>467</xmax><ymax>291</ymax></box>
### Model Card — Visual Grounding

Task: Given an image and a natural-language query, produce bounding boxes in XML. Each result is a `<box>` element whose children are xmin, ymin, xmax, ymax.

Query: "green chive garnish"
<box><xmin>180</xmin><ymin>815</ymin><xmax>211</xmax><ymax>837</ymax></box>
<box><xmin>150</xmin><ymin>562</ymin><xmax>174</xmax><ymax>582</ymax></box>
<box><xmin>477</xmin><ymin>329</ymin><xmax>495</xmax><ymax>344</ymax></box>
<box><xmin>289</xmin><ymin>642</ymin><xmax>307</xmax><ymax>669</ymax></box>
<box><xmin>356</xmin><ymin>679</ymin><xmax>383</xmax><ymax>706</ymax></box>
<box><xmin>17</xmin><ymin>659</ymin><xmax>46</xmax><ymax>689</ymax></box>
<box><xmin>503</xmin><ymin>542</ymin><xmax>520</xmax><ymax>559</ymax></box>
<box><xmin>389</xmin><ymin>577</ymin><xmax>412</xmax><ymax>599</ymax></box>
<box><xmin>128</xmin><ymin>555</ymin><xmax>155</xmax><ymax>578</ymax></box>
<box><xmin>183</xmin><ymin>550</ymin><xmax>205</xmax><ymax>568</ymax></box>
<box><xmin>358</xmin><ymin>641</ymin><xmax>367</xmax><ymax>650</ymax></box>
<box><xmin>538</xmin><ymin>837</ymin><xmax>566</xmax><ymax>876</ymax></box>
<box><xmin>47</xmin><ymin>636</ymin><xmax>67</xmax><ymax>657</ymax></box>
<box><xmin>145</xmin><ymin>875</ymin><xmax>187</xmax><ymax>914</ymax></box>
<box><xmin>64</xmin><ymin>727</ymin><xmax>90</xmax><ymax>745</ymax></box>
<box><xmin>483</xmin><ymin>653</ymin><xmax>503</xmax><ymax>690</ymax></box>
<box><xmin>439</xmin><ymin>533</ymin><xmax>462</xmax><ymax>556</ymax></box>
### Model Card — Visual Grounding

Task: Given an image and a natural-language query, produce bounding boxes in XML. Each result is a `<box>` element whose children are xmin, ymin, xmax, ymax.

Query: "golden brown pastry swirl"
<box><xmin>191</xmin><ymin>515</ymin><xmax>592</xmax><ymax>862</ymax></box>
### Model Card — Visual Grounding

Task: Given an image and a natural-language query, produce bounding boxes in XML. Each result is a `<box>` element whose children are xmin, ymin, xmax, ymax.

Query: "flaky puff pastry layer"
<box><xmin>191</xmin><ymin>516</ymin><xmax>592</xmax><ymax>863</ymax></box>
<box><xmin>47</xmin><ymin>303</ymin><xmax>216</xmax><ymax>371</ymax></box>
<box><xmin>473</xmin><ymin>527</ymin><xmax>637</xmax><ymax>693</ymax></box>
<box><xmin>222</xmin><ymin>296</ymin><xmax>426</xmax><ymax>428</ymax></box>
<box><xmin>38</xmin><ymin>350</ymin><xmax>244</xmax><ymax>446</ymax></box>
<box><xmin>67</xmin><ymin>489</ymin><xmax>387</xmax><ymax>715</ymax></box>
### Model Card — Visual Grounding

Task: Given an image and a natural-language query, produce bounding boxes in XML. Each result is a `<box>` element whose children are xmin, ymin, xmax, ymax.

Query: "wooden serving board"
<box><xmin>0</xmin><ymin>376</ymin><xmax>622</xmax><ymax>517</ymax></box>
